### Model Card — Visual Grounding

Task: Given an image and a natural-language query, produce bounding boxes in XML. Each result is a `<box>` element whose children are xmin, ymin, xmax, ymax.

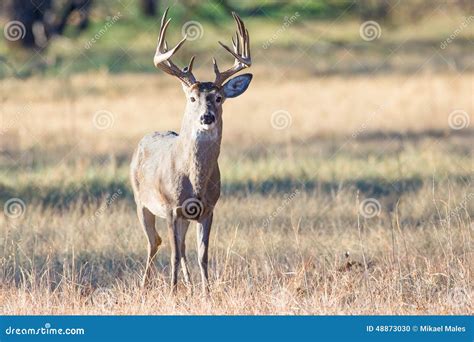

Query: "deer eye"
<box><xmin>215</xmin><ymin>96</ymin><xmax>222</xmax><ymax>103</ymax></box>
<box><xmin>190</xmin><ymin>96</ymin><xmax>196</xmax><ymax>102</ymax></box>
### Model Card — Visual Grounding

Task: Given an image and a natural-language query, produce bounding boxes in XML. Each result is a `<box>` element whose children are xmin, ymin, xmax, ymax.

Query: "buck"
<box><xmin>130</xmin><ymin>9</ymin><xmax>252</xmax><ymax>293</ymax></box>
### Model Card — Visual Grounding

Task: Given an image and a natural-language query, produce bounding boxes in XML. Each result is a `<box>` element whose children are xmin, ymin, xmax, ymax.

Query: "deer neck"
<box><xmin>178</xmin><ymin>121</ymin><xmax>222</xmax><ymax>195</ymax></box>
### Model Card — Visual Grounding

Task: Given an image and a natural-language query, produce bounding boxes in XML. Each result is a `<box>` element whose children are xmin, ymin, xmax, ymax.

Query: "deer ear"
<box><xmin>222</xmin><ymin>73</ymin><xmax>253</xmax><ymax>98</ymax></box>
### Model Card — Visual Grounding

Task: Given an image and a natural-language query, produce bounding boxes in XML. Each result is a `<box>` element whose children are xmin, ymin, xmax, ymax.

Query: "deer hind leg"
<box><xmin>176</xmin><ymin>219</ymin><xmax>192</xmax><ymax>287</ymax></box>
<box><xmin>137</xmin><ymin>205</ymin><xmax>161</xmax><ymax>288</ymax></box>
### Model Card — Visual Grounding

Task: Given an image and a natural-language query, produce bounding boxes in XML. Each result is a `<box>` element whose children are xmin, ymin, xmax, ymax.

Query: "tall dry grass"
<box><xmin>0</xmin><ymin>185</ymin><xmax>471</xmax><ymax>314</ymax></box>
<box><xmin>0</xmin><ymin>70</ymin><xmax>472</xmax><ymax>314</ymax></box>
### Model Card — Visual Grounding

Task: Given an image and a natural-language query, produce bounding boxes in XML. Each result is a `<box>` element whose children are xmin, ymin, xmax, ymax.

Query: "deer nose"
<box><xmin>200</xmin><ymin>114</ymin><xmax>215</xmax><ymax>125</ymax></box>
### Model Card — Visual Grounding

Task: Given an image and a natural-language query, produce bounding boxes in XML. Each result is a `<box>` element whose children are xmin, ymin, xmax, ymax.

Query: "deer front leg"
<box><xmin>196</xmin><ymin>213</ymin><xmax>213</xmax><ymax>294</ymax></box>
<box><xmin>176</xmin><ymin>219</ymin><xmax>192</xmax><ymax>288</ymax></box>
<box><xmin>167</xmin><ymin>214</ymin><xmax>180</xmax><ymax>293</ymax></box>
<box><xmin>137</xmin><ymin>205</ymin><xmax>160</xmax><ymax>288</ymax></box>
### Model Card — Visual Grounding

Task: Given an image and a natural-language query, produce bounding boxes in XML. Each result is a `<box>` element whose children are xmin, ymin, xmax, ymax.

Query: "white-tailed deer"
<box><xmin>130</xmin><ymin>9</ymin><xmax>252</xmax><ymax>293</ymax></box>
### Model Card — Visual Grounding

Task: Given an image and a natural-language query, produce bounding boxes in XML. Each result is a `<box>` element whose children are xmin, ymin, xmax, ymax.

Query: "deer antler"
<box><xmin>154</xmin><ymin>8</ymin><xmax>197</xmax><ymax>87</ymax></box>
<box><xmin>213</xmin><ymin>12</ymin><xmax>252</xmax><ymax>87</ymax></box>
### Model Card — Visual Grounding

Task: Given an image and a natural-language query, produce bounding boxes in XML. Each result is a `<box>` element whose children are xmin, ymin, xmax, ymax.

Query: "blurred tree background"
<box><xmin>0</xmin><ymin>0</ymin><xmax>472</xmax><ymax>77</ymax></box>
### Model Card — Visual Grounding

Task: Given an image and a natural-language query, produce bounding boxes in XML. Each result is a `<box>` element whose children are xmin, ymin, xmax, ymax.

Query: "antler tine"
<box><xmin>231</xmin><ymin>35</ymin><xmax>237</xmax><ymax>55</ymax></box>
<box><xmin>157</xmin><ymin>10</ymin><xmax>171</xmax><ymax>52</ymax></box>
<box><xmin>245</xmin><ymin>28</ymin><xmax>251</xmax><ymax>58</ymax></box>
<box><xmin>214</xmin><ymin>12</ymin><xmax>252</xmax><ymax>86</ymax></box>
<box><xmin>184</xmin><ymin>55</ymin><xmax>195</xmax><ymax>72</ymax></box>
<box><xmin>234</xmin><ymin>12</ymin><xmax>247</xmax><ymax>54</ymax></box>
<box><xmin>153</xmin><ymin>8</ymin><xmax>197</xmax><ymax>86</ymax></box>
<box><xmin>234</xmin><ymin>32</ymin><xmax>241</xmax><ymax>56</ymax></box>
<box><xmin>212</xmin><ymin>57</ymin><xmax>219</xmax><ymax>73</ymax></box>
<box><xmin>233</xmin><ymin>12</ymin><xmax>244</xmax><ymax>36</ymax></box>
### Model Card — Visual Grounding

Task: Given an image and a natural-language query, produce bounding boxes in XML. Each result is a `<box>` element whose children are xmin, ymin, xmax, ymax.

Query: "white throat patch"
<box><xmin>192</xmin><ymin>125</ymin><xmax>219</xmax><ymax>141</ymax></box>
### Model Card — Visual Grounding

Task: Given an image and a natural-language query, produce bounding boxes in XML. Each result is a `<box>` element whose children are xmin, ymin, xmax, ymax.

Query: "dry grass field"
<box><xmin>0</xmin><ymin>67</ymin><xmax>472</xmax><ymax>314</ymax></box>
<box><xmin>0</xmin><ymin>2</ymin><xmax>473</xmax><ymax>315</ymax></box>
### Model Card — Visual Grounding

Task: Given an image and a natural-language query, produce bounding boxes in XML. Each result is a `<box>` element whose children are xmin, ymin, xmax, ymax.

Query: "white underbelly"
<box><xmin>140</xmin><ymin>191</ymin><xmax>168</xmax><ymax>218</ymax></box>
<box><xmin>148</xmin><ymin>201</ymin><xmax>168</xmax><ymax>218</ymax></box>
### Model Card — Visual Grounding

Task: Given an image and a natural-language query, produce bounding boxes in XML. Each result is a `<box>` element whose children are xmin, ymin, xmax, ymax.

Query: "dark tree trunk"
<box><xmin>357</xmin><ymin>0</ymin><xmax>391</xmax><ymax>21</ymax></box>
<box><xmin>4</xmin><ymin>0</ymin><xmax>51</xmax><ymax>48</ymax></box>
<box><xmin>140</xmin><ymin>0</ymin><xmax>157</xmax><ymax>17</ymax></box>
<box><xmin>4</xmin><ymin>0</ymin><xmax>92</xmax><ymax>50</ymax></box>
